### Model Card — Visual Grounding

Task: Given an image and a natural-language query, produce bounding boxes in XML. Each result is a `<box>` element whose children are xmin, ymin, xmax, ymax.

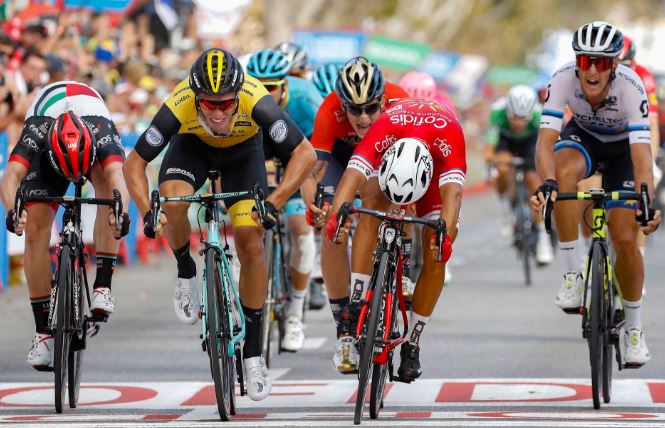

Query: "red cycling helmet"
<box><xmin>46</xmin><ymin>111</ymin><xmax>96</xmax><ymax>182</ymax></box>
<box><xmin>619</xmin><ymin>35</ymin><xmax>636</xmax><ymax>66</ymax></box>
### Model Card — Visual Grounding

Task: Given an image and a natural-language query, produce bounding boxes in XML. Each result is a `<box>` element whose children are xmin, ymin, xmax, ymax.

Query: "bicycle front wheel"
<box><xmin>68</xmin><ymin>263</ymin><xmax>86</xmax><ymax>408</ymax></box>
<box><xmin>261</xmin><ymin>230</ymin><xmax>276</xmax><ymax>367</ymax></box>
<box><xmin>53</xmin><ymin>246</ymin><xmax>73</xmax><ymax>414</ymax></box>
<box><xmin>354</xmin><ymin>251</ymin><xmax>390</xmax><ymax>425</ymax></box>
<box><xmin>588</xmin><ymin>241</ymin><xmax>606</xmax><ymax>409</ymax></box>
<box><xmin>205</xmin><ymin>251</ymin><xmax>233</xmax><ymax>421</ymax></box>
<box><xmin>369</xmin><ymin>286</ymin><xmax>398</xmax><ymax>419</ymax></box>
<box><xmin>516</xmin><ymin>201</ymin><xmax>532</xmax><ymax>286</ymax></box>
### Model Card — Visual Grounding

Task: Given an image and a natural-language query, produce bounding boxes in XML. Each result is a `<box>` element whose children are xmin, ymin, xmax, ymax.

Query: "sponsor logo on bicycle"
<box><xmin>269</xmin><ymin>120</ymin><xmax>288</xmax><ymax>143</ymax></box>
<box><xmin>22</xmin><ymin>135</ymin><xmax>38</xmax><ymax>150</ymax></box>
<box><xmin>146</xmin><ymin>125</ymin><xmax>164</xmax><ymax>147</ymax></box>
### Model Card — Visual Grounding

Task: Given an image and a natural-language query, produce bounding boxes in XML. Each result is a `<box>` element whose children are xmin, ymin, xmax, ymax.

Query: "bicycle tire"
<box><xmin>262</xmin><ymin>230</ymin><xmax>275</xmax><ymax>368</ymax></box>
<box><xmin>354</xmin><ymin>251</ymin><xmax>390</xmax><ymax>425</ymax></box>
<box><xmin>369</xmin><ymin>284</ymin><xmax>397</xmax><ymax>419</ymax></box>
<box><xmin>68</xmin><ymin>264</ymin><xmax>86</xmax><ymax>408</ymax></box>
<box><xmin>588</xmin><ymin>241</ymin><xmax>605</xmax><ymax>409</ymax></box>
<box><xmin>54</xmin><ymin>245</ymin><xmax>73</xmax><ymax>414</ymax></box>
<box><xmin>205</xmin><ymin>251</ymin><xmax>232</xmax><ymax>421</ymax></box>
<box><xmin>602</xmin><ymin>255</ymin><xmax>614</xmax><ymax>404</ymax></box>
<box><xmin>520</xmin><ymin>206</ymin><xmax>532</xmax><ymax>286</ymax></box>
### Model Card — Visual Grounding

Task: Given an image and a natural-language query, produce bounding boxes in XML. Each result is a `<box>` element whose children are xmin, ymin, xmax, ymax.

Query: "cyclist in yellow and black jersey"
<box><xmin>123</xmin><ymin>48</ymin><xmax>316</xmax><ymax>401</ymax></box>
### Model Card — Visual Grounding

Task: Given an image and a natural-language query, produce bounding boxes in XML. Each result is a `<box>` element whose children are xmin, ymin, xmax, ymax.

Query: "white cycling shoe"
<box><xmin>281</xmin><ymin>316</ymin><xmax>305</xmax><ymax>352</ymax></box>
<box><xmin>333</xmin><ymin>334</ymin><xmax>359</xmax><ymax>374</ymax></box>
<box><xmin>244</xmin><ymin>356</ymin><xmax>272</xmax><ymax>401</ymax></box>
<box><xmin>90</xmin><ymin>287</ymin><xmax>116</xmax><ymax>315</ymax></box>
<box><xmin>27</xmin><ymin>332</ymin><xmax>53</xmax><ymax>369</ymax></box>
<box><xmin>555</xmin><ymin>272</ymin><xmax>583</xmax><ymax>312</ymax></box>
<box><xmin>174</xmin><ymin>277</ymin><xmax>198</xmax><ymax>324</ymax></box>
<box><xmin>624</xmin><ymin>328</ymin><xmax>651</xmax><ymax>367</ymax></box>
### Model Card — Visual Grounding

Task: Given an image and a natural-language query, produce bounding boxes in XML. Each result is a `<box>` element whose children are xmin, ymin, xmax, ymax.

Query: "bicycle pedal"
<box><xmin>201</xmin><ymin>340</ymin><xmax>207</xmax><ymax>352</ymax></box>
<box><xmin>561</xmin><ymin>307</ymin><xmax>582</xmax><ymax>315</ymax></box>
<box><xmin>623</xmin><ymin>362</ymin><xmax>645</xmax><ymax>369</ymax></box>
<box><xmin>33</xmin><ymin>365</ymin><xmax>54</xmax><ymax>372</ymax></box>
<box><xmin>393</xmin><ymin>376</ymin><xmax>414</xmax><ymax>384</ymax></box>
<box><xmin>89</xmin><ymin>312</ymin><xmax>108</xmax><ymax>323</ymax></box>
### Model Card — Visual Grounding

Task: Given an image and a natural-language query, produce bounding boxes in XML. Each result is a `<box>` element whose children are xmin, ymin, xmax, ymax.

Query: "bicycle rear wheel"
<box><xmin>68</xmin><ymin>263</ymin><xmax>86</xmax><ymax>408</ymax></box>
<box><xmin>205</xmin><ymin>251</ymin><xmax>233</xmax><ymax>421</ymax></box>
<box><xmin>516</xmin><ymin>202</ymin><xmax>532</xmax><ymax>286</ymax></box>
<box><xmin>588</xmin><ymin>241</ymin><xmax>606</xmax><ymax>409</ymax></box>
<box><xmin>54</xmin><ymin>246</ymin><xmax>73</xmax><ymax>414</ymax></box>
<box><xmin>354</xmin><ymin>251</ymin><xmax>390</xmax><ymax>425</ymax></box>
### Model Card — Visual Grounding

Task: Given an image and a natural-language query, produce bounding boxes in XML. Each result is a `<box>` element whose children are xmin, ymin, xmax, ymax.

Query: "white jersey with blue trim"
<box><xmin>540</xmin><ymin>62</ymin><xmax>650</xmax><ymax>145</ymax></box>
<box><xmin>25</xmin><ymin>80</ymin><xmax>111</xmax><ymax>121</ymax></box>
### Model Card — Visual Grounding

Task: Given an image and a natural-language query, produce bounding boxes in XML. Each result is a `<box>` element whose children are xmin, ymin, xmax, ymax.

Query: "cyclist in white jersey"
<box><xmin>532</xmin><ymin>22</ymin><xmax>661</xmax><ymax>367</ymax></box>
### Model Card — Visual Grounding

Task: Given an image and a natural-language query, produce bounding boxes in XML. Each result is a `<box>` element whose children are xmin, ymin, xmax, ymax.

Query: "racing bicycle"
<box><xmin>333</xmin><ymin>202</ymin><xmax>446</xmax><ymax>425</ymax></box>
<box><xmin>544</xmin><ymin>183</ymin><xmax>651</xmax><ymax>409</ymax></box>
<box><xmin>14</xmin><ymin>180</ymin><xmax>123</xmax><ymax>413</ymax></box>
<box><xmin>150</xmin><ymin>170</ymin><xmax>266</xmax><ymax>421</ymax></box>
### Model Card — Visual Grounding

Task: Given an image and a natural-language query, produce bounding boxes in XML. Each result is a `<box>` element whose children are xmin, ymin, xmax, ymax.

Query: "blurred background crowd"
<box><xmin>2</xmin><ymin>0</ymin><xmax>665</xmax><ymax>286</ymax></box>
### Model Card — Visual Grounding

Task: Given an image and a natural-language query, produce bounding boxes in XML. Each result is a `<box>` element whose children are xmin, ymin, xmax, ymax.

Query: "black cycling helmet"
<box><xmin>335</xmin><ymin>56</ymin><xmax>385</xmax><ymax>105</ymax></box>
<box><xmin>189</xmin><ymin>48</ymin><xmax>244</xmax><ymax>96</ymax></box>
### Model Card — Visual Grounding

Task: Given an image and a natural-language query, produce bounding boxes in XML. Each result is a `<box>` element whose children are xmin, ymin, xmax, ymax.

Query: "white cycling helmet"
<box><xmin>572</xmin><ymin>21</ymin><xmax>624</xmax><ymax>57</ymax></box>
<box><xmin>506</xmin><ymin>85</ymin><xmax>538</xmax><ymax>118</ymax></box>
<box><xmin>378</xmin><ymin>138</ymin><xmax>433</xmax><ymax>205</ymax></box>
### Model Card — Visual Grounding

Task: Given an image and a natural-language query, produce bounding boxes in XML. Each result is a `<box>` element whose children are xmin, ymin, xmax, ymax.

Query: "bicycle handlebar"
<box><xmin>543</xmin><ymin>183</ymin><xmax>651</xmax><ymax>235</ymax></box>
<box><xmin>334</xmin><ymin>202</ymin><xmax>448</xmax><ymax>261</ymax></box>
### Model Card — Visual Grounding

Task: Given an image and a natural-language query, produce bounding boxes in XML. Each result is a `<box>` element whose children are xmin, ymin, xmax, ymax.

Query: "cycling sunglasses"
<box><xmin>343</xmin><ymin>102</ymin><xmax>382</xmax><ymax>116</ymax></box>
<box><xmin>198</xmin><ymin>95</ymin><xmax>238</xmax><ymax>111</ymax></box>
<box><xmin>262</xmin><ymin>79</ymin><xmax>285</xmax><ymax>92</ymax></box>
<box><xmin>576</xmin><ymin>55</ymin><xmax>614</xmax><ymax>72</ymax></box>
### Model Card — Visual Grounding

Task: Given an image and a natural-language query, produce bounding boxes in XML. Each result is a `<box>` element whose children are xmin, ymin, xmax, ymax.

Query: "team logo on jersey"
<box><xmin>433</xmin><ymin>138</ymin><xmax>452</xmax><ymax>157</ymax></box>
<box><xmin>269</xmin><ymin>120</ymin><xmax>288</xmax><ymax>143</ymax></box>
<box><xmin>374</xmin><ymin>134</ymin><xmax>397</xmax><ymax>152</ymax></box>
<box><xmin>235</xmin><ymin>121</ymin><xmax>252</xmax><ymax>127</ymax></box>
<box><xmin>146</xmin><ymin>125</ymin><xmax>164</xmax><ymax>147</ymax></box>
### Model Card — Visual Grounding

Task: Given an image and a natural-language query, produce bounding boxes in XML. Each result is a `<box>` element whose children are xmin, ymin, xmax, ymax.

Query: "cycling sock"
<box><xmin>241</xmin><ymin>305</ymin><xmax>264</xmax><ymax>359</ymax></box>
<box><xmin>623</xmin><ymin>298</ymin><xmax>642</xmax><ymax>331</ymax></box>
<box><xmin>173</xmin><ymin>242</ymin><xmax>196</xmax><ymax>279</ymax></box>
<box><xmin>93</xmin><ymin>252</ymin><xmax>117</xmax><ymax>290</ymax></box>
<box><xmin>349</xmin><ymin>273</ymin><xmax>371</xmax><ymax>303</ymax></box>
<box><xmin>286</xmin><ymin>288</ymin><xmax>307</xmax><ymax>319</ymax></box>
<box><xmin>329</xmin><ymin>296</ymin><xmax>350</xmax><ymax>337</ymax></box>
<box><xmin>31</xmin><ymin>296</ymin><xmax>50</xmax><ymax>334</ymax></box>
<box><xmin>402</xmin><ymin>239</ymin><xmax>413</xmax><ymax>278</ymax></box>
<box><xmin>559</xmin><ymin>239</ymin><xmax>580</xmax><ymax>273</ymax></box>
<box><xmin>406</xmin><ymin>312</ymin><xmax>430</xmax><ymax>347</ymax></box>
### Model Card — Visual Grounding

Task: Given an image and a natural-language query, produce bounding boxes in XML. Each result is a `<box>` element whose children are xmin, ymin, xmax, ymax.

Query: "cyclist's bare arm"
<box><xmin>0</xmin><ymin>162</ymin><xmax>27</xmax><ymax>211</ymax></box>
<box><xmin>122</xmin><ymin>151</ymin><xmax>153</xmax><ymax>218</ymax></box>
<box><xmin>102</xmin><ymin>162</ymin><xmax>130</xmax><ymax>213</ymax></box>
<box><xmin>631</xmin><ymin>142</ymin><xmax>655</xmax><ymax>199</ymax></box>
<box><xmin>649</xmin><ymin>115</ymin><xmax>660</xmax><ymax>159</ymax></box>
<box><xmin>301</xmin><ymin>159</ymin><xmax>328</xmax><ymax>206</ymax></box>
<box><xmin>439</xmin><ymin>182</ymin><xmax>463</xmax><ymax>240</ymax></box>
<box><xmin>268</xmin><ymin>138</ymin><xmax>316</xmax><ymax>209</ymax></box>
<box><xmin>534</xmin><ymin>127</ymin><xmax>560</xmax><ymax>206</ymax></box>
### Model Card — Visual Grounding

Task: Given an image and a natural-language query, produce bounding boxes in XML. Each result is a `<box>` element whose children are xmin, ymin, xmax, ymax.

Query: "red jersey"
<box><xmin>310</xmin><ymin>82</ymin><xmax>409</xmax><ymax>158</ymax></box>
<box><xmin>350</xmin><ymin>98</ymin><xmax>466</xmax><ymax>186</ymax></box>
<box><xmin>634</xmin><ymin>63</ymin><xmax>658</xmax><ymax>115</ymax></box>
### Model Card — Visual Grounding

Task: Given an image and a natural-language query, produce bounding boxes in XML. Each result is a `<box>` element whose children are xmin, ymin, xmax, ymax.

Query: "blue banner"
<box><xmin>419</xmin><ymin>50</ymin><xmax>460</xmax><ymax>82</ymax></box>
<box><xmin>293</xmin><ymin>30</ymin><xmax>367</xmax><ymax>67</ymax></box>
<box><xmin>64</xmin><ymin>0</ymin><xmax>133</xmax><ymax>11</ymax></box>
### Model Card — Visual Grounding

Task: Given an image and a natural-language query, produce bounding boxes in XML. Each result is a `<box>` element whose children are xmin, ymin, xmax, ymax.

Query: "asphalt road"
<box><xmin>2</xmin><ymin>191</ymin><xmax>665</xmax><ymax>427</ymax></box>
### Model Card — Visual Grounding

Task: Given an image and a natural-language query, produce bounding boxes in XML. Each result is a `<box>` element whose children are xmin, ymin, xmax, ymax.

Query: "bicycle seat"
<box><xmin>207</xmin><ymin>170</ymin><xmax>220</xmax><ymax>180</ymax></box>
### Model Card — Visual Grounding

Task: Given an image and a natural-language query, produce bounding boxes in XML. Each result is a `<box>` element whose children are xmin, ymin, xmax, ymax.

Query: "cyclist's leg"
<box><xmin>494</xmin><ymin>140</ymin><xmax>514</xmax><ymax>236</ymax></box>
<box><xmin>552</xmin><ymin>125</ymin><xmax>595</xmax><ymax>310</ymax></box>
<box><xmin>221</xmin><ymin>138</ymin><xmax>272</xmax><ymax>399</ymax></box>
<box><xmin>21</xmin><ymin>155</ymin><xmax>63</xmax><ymax>367</ymax></box>
<box><xmin>284</xmin><ymin>196</ymin><xmax>313</xmax><ymax>351</ymax></box>
<box><xmin>88</xmin><ymin>160</ymin><xmax>126</xmax><ymax>314</ymax></box>
<box><xmin>350</xmin><ymin>177</ymin><xmax>392</xmax><ymax>304</ymax></box>
<box><xmin>158</xmin><ymin>136</ymin><xmax>209</xmax><ymax>324</ymax></box>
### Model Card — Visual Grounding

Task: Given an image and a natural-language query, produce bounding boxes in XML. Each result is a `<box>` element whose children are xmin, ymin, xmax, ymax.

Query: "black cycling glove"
<box><xmin>116</xmin><ymin>212</ymin><xmax>131</xmax><ymax>239</ymax></box>
<box><xmin>143</xmin><ymin>211</ymin><xmax>157</xmax><ymax>239</ymax></box>
<box><xmin>253</xmin><ymin>201</ymin><xmax>279</xmax><ymax>229</ymax></box>
<box><xmin>536</xmin><ymin>179</ymin><xmax>558</xmax><ymax>200</ymax></box>
<box><xmin>5</xmin><ymin>209</ymin><xmax>17</xmax><ymax>234</ymax></box>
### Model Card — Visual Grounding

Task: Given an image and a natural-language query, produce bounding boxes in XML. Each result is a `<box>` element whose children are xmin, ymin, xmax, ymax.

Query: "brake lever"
<box><xmin>543</xmin><ymin>191</ymin><xmax>554</xmax><ymax>235</ymax></box>
<box><xmin>14</xmin><ymin>188</ymin><xmax>25</xmax><ymax>230</ymax></box>
<box><xmin>112</xmin><ymin>189</ymin><xmax>122</xmax><ymax>233</ymax></box>
<box><xmin>314</xmin><ymin>183</ymin><xmax>324</xmax><ymax>231</ymax></box>
<box><xmin>435</xmin><ymin>218</ymin><xmax>447</xmax><ymax>262</ymax></box>
<box><xmin>252</xmin><ymin>183</ymin><xmax>266</xmax><ymax>224</ymax></box>
<box><xmin>639</xmin><ymin>182</ymin><xmax>651</xmax><ymax>226</ymax></box>
<box><xmin>332</xmin><ymin>202</ymin><xmax>351</xmax><ymax>243</ymax></box>
<box><xmin>150</xmin><ymin>190</ymin><xmax>161</xmax><ymax>234</ymax></box>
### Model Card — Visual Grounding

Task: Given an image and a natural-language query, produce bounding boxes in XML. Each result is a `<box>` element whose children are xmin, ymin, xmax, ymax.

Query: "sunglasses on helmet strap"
<box><xmin>576</xmin><ymin>55</ymin><xmax>614</xmax><ymax>72</ymax></box>
<box><xmin>343</xmin><ymin>102</ymin><xmax>382</xmax><ymax>116</ymax></box>
<box><xmin>261</xmin><ymin>79</ymin><xmax>285</xmax><ymax>92</ymax></box>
